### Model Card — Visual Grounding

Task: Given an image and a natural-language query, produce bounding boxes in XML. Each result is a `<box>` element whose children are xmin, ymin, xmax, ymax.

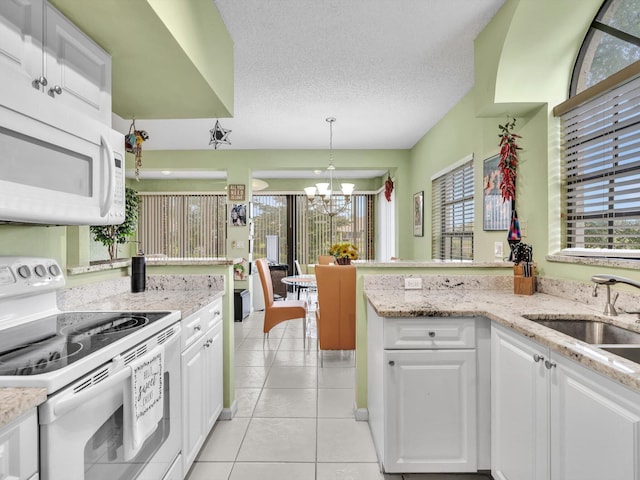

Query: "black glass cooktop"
<box><xmin>0</xmin><ymin>311</ymin><xmax>171</xmax><ymax>376</ymax></box>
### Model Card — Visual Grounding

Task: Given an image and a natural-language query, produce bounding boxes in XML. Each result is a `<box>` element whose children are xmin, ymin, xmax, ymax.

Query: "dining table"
<box><xmin>281</xmin><ymin>274</ymin><xmax>317</xmax><ymax>300</ymax></box>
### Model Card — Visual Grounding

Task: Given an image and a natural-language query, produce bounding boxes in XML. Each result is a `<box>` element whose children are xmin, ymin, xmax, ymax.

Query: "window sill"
<box><xmin>67</xmin><ymin>259</ymin><xmax>131</xmax><ymax>275</ymax></box>
<box><xmin>546</xmin><ymin>254</ymin><xmax>640</xmax><ymax>269</ymax></box>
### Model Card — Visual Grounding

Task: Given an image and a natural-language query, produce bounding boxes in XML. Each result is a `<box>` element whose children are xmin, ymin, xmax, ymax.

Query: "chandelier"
<box><xmin>304</xmin><ymin>117</ymin><xmax>355</xmax><ymax>217</ymax></box>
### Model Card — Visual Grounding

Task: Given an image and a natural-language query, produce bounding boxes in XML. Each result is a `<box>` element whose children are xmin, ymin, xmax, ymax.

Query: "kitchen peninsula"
<box><xmin>360</xmin><ymin>264</ymin><xmax>640</xmax><ymax>477</ymax></box>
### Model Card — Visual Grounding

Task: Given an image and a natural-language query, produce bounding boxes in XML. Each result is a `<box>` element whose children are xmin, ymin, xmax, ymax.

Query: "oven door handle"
<box><xmin>40</xmin><ymin>367</ymin><xmax>131</xmax><ymax>424</ymax></box>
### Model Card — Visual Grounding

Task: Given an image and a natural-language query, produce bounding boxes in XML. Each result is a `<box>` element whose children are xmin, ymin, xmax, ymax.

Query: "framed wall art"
<box><xmin>413</xmin><ymin>191</ymin><xmax>424</xmax><ymax>237</ymax></box>
<box><xmin>483</xmin><ymin>154</ymin><xmax>510</xmax><ymax>231</ymax></box>
<box><xmin>229</xmin><ymin>203</ymin><xmax>247</xmax><ymax>226</ymax></box>
<box><xmin>228</xmin><ymin>184</ymin><xmax>246</xmax><ymax>201</ymax></box>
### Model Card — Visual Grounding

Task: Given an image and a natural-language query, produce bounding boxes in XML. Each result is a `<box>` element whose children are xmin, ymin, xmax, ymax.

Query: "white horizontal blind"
<box><xmin>138</xmin><ymin>194</ymin><xmax>227</xmax><ymax>258</ymax></box>
<box><xmin>432</xmin><ymin>159</ymin><xmax>474</xmax><ymax>260</ymax></box>
<box><xmin>561</xmin><ymin>75</ymin><xmax>640</xmax><ymax>253</ymax></box>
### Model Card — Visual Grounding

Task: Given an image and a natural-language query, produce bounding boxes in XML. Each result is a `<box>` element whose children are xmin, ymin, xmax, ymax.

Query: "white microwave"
<box><xmin>0</xmin><ymin>104</ymin><xmax>125</xmax><ymax>226</ymax></box>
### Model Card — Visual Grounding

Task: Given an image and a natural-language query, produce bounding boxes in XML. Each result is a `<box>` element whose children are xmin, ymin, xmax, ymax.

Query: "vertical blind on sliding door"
<box><xmin>138</xmin><ymin>193</ymin><xmax>227</xmax><ymax>258</ymax></box>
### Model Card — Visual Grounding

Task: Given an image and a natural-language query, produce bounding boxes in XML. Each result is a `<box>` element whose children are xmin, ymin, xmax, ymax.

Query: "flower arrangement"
<box><xmin>329</xmin><ymin>241</ymin><xmax>358</xmax><ymax>264</ymax></box>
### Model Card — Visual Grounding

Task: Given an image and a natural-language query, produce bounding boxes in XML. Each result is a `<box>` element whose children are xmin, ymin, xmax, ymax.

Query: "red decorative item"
<box><xmin>384</xmin><ymin>173</ymin><xmax>394</xmax><ymax>202</ymax></box>
<box><xmin>498</xmin><ymin>117</ymin><xmax>521</xmax><ymax>203</ymax></box>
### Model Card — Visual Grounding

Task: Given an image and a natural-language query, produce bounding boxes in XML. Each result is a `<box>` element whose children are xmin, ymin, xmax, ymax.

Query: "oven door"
<box><xmin>38</xmin><ymin>323</ymin><xmax>181</xmax><ymax>480</ymax></box>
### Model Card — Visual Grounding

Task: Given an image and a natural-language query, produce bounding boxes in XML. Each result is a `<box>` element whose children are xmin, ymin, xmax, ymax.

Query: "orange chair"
<box><xmin>256</xmin><ymin>258</ymin><xmax>308</xmax><ymax>344</ymax></box>
<box><xmin>314</xmin><ymin>265</ymin><xmax>356</xmax><ymax>366</ymax></box>
<box><xmin>317</xmin><ymin>255</ymin><xmax>335</xmax><ymax>265</ymax></box>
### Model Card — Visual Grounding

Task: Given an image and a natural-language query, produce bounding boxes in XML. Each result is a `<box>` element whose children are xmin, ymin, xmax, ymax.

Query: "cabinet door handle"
<box><xmin>204</xmin><ymin>338</ymin><xmax>213</xmax><ymax>347</ymax></box>
<box><xmin>428</xmin><ymin>331</ymin><xmax>436</xmax><ymax>338</ymax></box>
<box><xmin>32</xmin><ymin>75</ymin><xmax>48</xmax><ymax>89</ymax></box>
<box><xmin>193</xmin><ymin>325</ymin><xmax>202</xmax><ymax>332</ymax></box>
<box><xmin>388</xmin><ymin>360</ymin><xmax>395</xmax><ymax>366</ymax></box>
<box><xmin>48</xmin><ymin>85</ymin><xmax>63</xmax><ymax>97</ymax></box>
<box><xmin>544</xmin><ymin>360</ymin><xmax>557</xmax><ymax>369</ymax></box>
<box><xmin>533</xmin><ymin>353</ymin><xmax>544</xmax><ymax>363</ymax></box>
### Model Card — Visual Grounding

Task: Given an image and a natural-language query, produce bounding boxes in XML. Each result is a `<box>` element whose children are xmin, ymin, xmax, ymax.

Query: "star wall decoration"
<box><xmin>209</xmin><ymin>120</ymin><xmax>232</xmax><ymax>149</ymax></box>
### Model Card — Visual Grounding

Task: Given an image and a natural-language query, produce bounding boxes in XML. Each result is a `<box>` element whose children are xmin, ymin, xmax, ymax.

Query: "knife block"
<box><xmin>514</xmin><ymin>263</ymin><xmax>535</xmax><ymax>295</ymax></box>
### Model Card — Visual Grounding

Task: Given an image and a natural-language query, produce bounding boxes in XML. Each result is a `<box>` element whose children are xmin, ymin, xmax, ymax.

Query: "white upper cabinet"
<box><xmin>0</xmin><ymin>0</ymin><xmax>111</xmax><ymax>127</ymax></box>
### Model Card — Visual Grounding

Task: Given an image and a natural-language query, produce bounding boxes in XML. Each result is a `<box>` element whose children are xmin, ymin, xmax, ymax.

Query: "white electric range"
<box><xmin>0</xmin><ymin>256</ymin><xmax>182</xmax><ymax>480</ymax></box>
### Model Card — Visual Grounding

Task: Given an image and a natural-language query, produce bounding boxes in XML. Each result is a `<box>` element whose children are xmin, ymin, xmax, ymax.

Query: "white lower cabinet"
<box><xmin>492</xmin><ymin>323</ymin><xmax>640</xmax><ymax>480</ymax></box>
<box><xmin>384</xmin><ymin>349</ymin><xmax>477</xmax><ymax>472</ymax></box>
<box><xmin>162</xmin><ymin>454</ymin><xmax>182</xmax><ymax>480</ymax></box>
<box><xmin>0</xmin><ymin>409</ymin><xmax>38</xmax><ymax>480</ymax></box>
<box><xmin>368</xmin><ymin>304</ymin><xmax>487</xmax><ymax>473</ymax></box>
<box><xmin>181</xmin><ymin>299</ymin><xmax>224</xmax><ymax>477</ymax></box>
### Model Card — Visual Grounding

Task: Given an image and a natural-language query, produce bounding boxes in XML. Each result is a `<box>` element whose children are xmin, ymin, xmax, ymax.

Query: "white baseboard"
<box><xmin>219</xmin><ymin>400</ymin><xmax>238</xmax><ymax>420</ymax></box>
<box><xmin>354</xmin><ymin>405</ymin><xmax>369</xmax><ymax>421</ymax></box>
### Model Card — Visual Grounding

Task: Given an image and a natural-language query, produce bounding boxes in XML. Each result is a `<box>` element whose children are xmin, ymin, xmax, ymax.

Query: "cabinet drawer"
<box><xmin>181</xmin><ymin>312</ymin><xmax>204</xmax><ymax>351</ymax></box>
<box><xmin>384</xmin><ymin>317</ymin><xmax>475</xmax><ymax>349</ymax></box>
<box><xmin>203</xmin><ymin>298</ymin><xmax>223</xmax><ymax>331</ymax></box>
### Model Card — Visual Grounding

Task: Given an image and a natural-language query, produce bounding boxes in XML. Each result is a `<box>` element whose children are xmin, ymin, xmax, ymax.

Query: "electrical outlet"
<box><xmin>520</xmin><ymin>221</ymin><xmax>528</xmax><ymax>237</ymax></box>
<box><xmin>494</xmin><ymin>241</ymin><xmax>504</xmax><ymax>258</ymax></box>
<box><xmin>404</xmin><ymin>277</ymin><xmax>422</xmax><ymax>290</ymax></box>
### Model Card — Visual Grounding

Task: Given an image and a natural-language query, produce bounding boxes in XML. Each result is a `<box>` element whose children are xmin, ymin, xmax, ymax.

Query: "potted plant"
<box><xmin>90</xmin><ymin>187</ymin><xmax>140</xmax><ymax>261</ymax></box>
<box><xmin>329</xmin><ymin>241</ymin><xmax>358</xmax><ymax>265</ymax></box>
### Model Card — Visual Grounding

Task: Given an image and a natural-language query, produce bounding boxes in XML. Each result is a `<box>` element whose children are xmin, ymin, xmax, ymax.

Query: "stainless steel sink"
<box><xmin>600</xmin><ymin>346</ymin><xmax>640</xmax><ymax>363</ymax></box>
<box><xmin>526</xmin><ymin>318</ymin><xmax>640</xmax><ymax>344</ymax></box>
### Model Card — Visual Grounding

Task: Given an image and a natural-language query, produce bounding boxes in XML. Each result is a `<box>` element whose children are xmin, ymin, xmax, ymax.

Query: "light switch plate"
<box><xmin>404</xmin><ymin>277</ymin><xmax>422</xmax><ymax>290</ymax></box>
<box><xmin>494</xmin><ymin>241</ymin><xmax>504</xmax><ymax>258</ymax></box>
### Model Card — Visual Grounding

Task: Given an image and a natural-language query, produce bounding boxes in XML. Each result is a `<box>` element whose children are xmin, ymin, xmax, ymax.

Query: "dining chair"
<box><xmin>317</xmin><ymin>255</ymin><xmax>335</xmax><ymax>265</ymax></box>
<box><xmin>256</xmin><ymin>258</ymin><xmax>308</xmax><ymax>345</ymax></box>
<box><xmin>314</xmin><ymin>264</ymin><xmax>356</xmax><ymax>366</ymax></box>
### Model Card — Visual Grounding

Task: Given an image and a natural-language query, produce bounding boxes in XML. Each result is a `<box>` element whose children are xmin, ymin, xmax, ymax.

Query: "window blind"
<box><xmin>138</xmin><ymin>193</ymin><xmax>227</xmax><ymax>258</ymax></box>
<box><xmin>561</xmin><ymin>74</ymin><xmax>640</xmax><ymax>254</ymax></box>
<box><xmin>432</xmin><ymin>159</ymin><xmax>474</xmax><ymax>260</ymax></box>
<box><xmin>252</xmin><ymin>194</ymin><xmax>373</xmax><ymax>266</ymax></box>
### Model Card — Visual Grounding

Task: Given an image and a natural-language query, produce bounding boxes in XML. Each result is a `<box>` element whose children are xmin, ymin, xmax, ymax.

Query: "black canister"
<box><xmin>131</xmin><ymin>255</ymin><xmax>146</xmax><ymax>293</ymax></box>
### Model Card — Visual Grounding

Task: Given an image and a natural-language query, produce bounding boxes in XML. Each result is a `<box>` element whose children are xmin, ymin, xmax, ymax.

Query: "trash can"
<box><xmin>234</xmin><ymin>289</ymin><xmax>250</xmax><ymax>321</ymax></box>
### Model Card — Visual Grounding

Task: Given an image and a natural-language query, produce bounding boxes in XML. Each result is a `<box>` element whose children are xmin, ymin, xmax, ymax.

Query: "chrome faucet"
<box><xmin>591</xmin><ymin>274</ymin><xmax>640</xmax><ymax>316</ymax></box>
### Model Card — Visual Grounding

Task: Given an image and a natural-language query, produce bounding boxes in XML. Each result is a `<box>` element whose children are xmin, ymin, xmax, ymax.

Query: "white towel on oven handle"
<box><xmin>123</xmin><ymin>344</ymin><xmax>165</xmax><ymax>461</ymax></box>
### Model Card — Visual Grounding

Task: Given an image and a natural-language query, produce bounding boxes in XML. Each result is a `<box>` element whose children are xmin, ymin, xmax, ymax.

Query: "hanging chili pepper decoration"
<box><xmin>497</xmin><ymin>117</ymin><xmax>521</xmax><ymax>203</ymax></box>
<box><xmin>384</xmin><ymin>173</ymin><xmax>394</xmax><ymax>202</ymax></box>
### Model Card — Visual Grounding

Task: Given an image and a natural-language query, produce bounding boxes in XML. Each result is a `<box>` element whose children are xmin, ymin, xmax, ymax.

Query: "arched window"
<box><xmin>556</xmin><ymin>0</ymin><xmax>640</xmax><ymax>258</ymax></box>
<box><xmin>571</xmin><ymin>0</ymin><xmax>640</xmax><ymax>95</ymax></box>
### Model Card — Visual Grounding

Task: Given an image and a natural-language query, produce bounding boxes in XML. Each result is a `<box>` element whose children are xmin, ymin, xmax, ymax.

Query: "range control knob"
<box><xmin>17</xmin><ymin>265</ymin><xmax>31</xmax><ymax>279</ymax></box>
<box><xmin>34</xmin><ymin>265</ymin><xmax>47</xmax><ymax>277</ymax></box>
<box><xmin>48</xmin><ymin>264</ymin><xmax>61</xmax><ymax>277</ymax></box>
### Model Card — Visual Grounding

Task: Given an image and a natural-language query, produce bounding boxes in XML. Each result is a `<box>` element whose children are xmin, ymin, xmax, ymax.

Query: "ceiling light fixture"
<box><xmin>304</xmin><ymin>117</ymin><xmax>354</xmax><ymax>218</ymax></box>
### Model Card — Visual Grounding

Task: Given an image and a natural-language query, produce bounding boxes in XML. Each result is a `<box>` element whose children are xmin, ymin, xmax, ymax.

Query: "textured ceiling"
<box><xmin>129</xmin><ymin>0</ymin><xmax>505</xmax><ymax>152</ymax></box>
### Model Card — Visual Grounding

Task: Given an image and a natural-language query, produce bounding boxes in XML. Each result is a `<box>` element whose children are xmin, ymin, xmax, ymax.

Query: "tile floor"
<box><xmin>186</xmin><ymin>294</ymin><xmax>493</xmax><ymax>480</ymax></box>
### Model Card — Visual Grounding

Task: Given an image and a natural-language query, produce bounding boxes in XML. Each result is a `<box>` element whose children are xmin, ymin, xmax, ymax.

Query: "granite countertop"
<box><xmin>0</xmin><ymin>388</ymin><xmax>47</xmax><ymax>429</ymax></box>
<box><xmin>75</xmin><ymin>289</ymin><xmax>225</xmax><ymax>319</ymax></box>
<box><xmin>355</xmin><ymin>260</ymin><xmax>511</xmax><ymax>268</ymax></box>
<box><xmin>366</xmin><ymin>288</ymin><xmax>640</xmax><ymax>394</ymax></box>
